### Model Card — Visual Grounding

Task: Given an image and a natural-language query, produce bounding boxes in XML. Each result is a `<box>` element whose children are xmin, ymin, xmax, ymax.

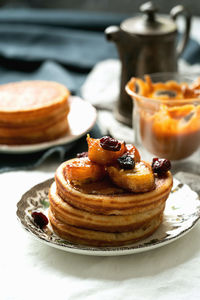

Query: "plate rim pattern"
<box><xmin>16</xmin><ymin>177</ymin><xmax>200</xmax><ymax>256</ymax></box>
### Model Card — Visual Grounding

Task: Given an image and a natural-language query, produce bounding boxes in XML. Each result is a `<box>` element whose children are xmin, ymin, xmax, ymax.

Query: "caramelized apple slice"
<box><xmin>125</xmin><ymin>144</ymin><xmax>140</xmax><ymax>162</ymax></box>
<box><xmin>87</xmin><ymin>136</ymin><xmax>126</xmax><ymax>165</ymax></box>
<box><xmin>64</xmin><ymin>157</ymin><xmax>106</xmax><ymax>184</ymax></box>
<box><xmin>107</xmin><ymin>161</ymin><xmax>155</xmax><ymax>193</ymax></box>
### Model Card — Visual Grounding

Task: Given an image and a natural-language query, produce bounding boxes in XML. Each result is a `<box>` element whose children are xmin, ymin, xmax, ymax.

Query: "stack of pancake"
<box><xmin>48</xmin><ymin>161</ymin><xmax>173</xmax><ymax>247</ymax></box>
<box><xmin>0</xmin><ymin>80</ymin><xmax>70</xmax><ymax>145</ymax></box>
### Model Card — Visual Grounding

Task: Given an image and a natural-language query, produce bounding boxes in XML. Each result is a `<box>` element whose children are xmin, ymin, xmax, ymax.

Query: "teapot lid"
<box><xmin>121</xmin><ymin>1</ymin><xmax>177</xmax><ymax>36</ymax></box>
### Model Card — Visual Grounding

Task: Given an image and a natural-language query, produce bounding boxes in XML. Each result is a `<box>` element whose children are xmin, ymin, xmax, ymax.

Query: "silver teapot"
<box><xmin>105</xmin><ymin>1</ymin><xmax>191</xmax><ymax>126</ymax></box>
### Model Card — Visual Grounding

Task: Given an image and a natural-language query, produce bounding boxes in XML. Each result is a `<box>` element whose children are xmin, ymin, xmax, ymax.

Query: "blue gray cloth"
<box><xmin>0</xmin><ymin>9</ymin><xmax>199</xmax><ymax>172</ymax></box>
<box><xmin>0</xmin><ymin>124</ymin><xmax>102</xmax><ymax>173</ymax></box>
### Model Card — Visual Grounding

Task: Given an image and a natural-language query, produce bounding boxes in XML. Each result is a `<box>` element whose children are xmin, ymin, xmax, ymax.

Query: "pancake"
<box><xmin>47</xmin><ymin>159</ymin><xmax>173</xmax><ymax>247</ymax></box>
<box><xmin>0</xmin><ymin>80</ymin><xmax>70</xmax><ymax>144</ymax></box>
<box><xmin>49</xmin><ymin>181</ymin><xmax>166</xmax><ymax>233</ymax></box>
<box><xmin>48</xmin><ymin>207</ymin><xmax>163</xmax><ymax>247</ymax></box>
<box><xmin>55</xmin><ymin>161</ymin><xmax>173</xmax><ymax>215</ymax></box>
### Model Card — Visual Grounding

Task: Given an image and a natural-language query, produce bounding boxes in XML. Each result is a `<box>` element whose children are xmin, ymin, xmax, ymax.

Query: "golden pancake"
<box><xmin>49</xmin><ymin>181</ymin><xmax>166</xmax><ymax>232</ymax></box>
<box><xmin>48</xmin><ymin>207</ymin><xmax>163</xmax><ymax>247</ymax></box>
<box><xmin>0</xmin><ymin>80</ymin><xmax>70</xmax><ymax>144</ymax></box>
<box><xmin>55</xmin><ymin>161</ymin><xmax>173</xmax><ymax>215</ymax></box>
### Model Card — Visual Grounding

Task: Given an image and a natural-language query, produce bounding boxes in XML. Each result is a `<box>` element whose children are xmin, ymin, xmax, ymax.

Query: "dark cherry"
<box><xmin>77</xmin><ymin>151</ymin><xmax>88</xmax><ymax>158</ymax></box>
<box><xmin>100</xmin><ymin>136</ymin><xmax>121</xmax><ymax>152</ymax></box>
<box><xmin>31</xmin><ymin>211</ymin><xmax>48</xmax><ymax>229</ymax></box>
<box><xmin>117</xmin><ymin>154</ymin><xmax>135</xmax><ymax>170</ymax></box>
<box><xmin>152</xmin><ymin>158</ymin><xmax>171</xmax><ymax>175</ymax></box>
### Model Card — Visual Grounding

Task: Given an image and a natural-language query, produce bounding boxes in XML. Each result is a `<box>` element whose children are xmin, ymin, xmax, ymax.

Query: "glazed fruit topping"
<box><xmin>65</xmin><ymin>157</ymin><xmax>106</xmax><ymax>183</ymax></box>
<box><xmin>117</xmin><ymin>154</ymin><xmax>135</xmax><ymax>170</ymax></box>
<box><xmin>100</xmin><ymin>136</ymin><xmax>121</xmax><ymax>152</ymax></box>
<box><xmin>77</xmin><ymin>151</ymin><xmax>88</xmax><ymax>158</ymax></box>
<box><xmin>31</xmin><ymin>211</ymin><xmax>48</xmax><ymax>229</ymax></box>
<box><xmin>152</xmin><ymin>158</ymin><xmax>171</xmax><ymax>175</ymax></box>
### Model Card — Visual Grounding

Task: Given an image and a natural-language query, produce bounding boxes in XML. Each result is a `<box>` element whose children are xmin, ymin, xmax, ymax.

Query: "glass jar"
<box><xmin>126</xmin><ymin>73</ymin><xmax>200</xmax><ymax>161</ymax></box>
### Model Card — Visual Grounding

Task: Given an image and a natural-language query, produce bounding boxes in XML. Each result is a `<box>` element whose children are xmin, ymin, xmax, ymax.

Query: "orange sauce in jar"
<box><xmin>129</xmin><ymin>76</ymin><xmax>200</xmax><ymax>160</ymax></box>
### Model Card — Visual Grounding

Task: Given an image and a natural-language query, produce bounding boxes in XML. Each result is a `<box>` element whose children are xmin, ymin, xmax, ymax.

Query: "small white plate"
<box><xmin>0</xmin><ymin>96</ymin><xmax>97</xmax><ymax>153</ymax></box>
<box><xmin>16</xmin><ymin>178</ymin><xmax>200</xmax><ymax>256</ymax></box>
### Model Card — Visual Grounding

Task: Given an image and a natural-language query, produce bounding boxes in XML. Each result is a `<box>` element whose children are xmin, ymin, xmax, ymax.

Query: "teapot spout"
<box><xmin>105</xmin><ymin>25</ymin><xmax>138</xmax><ymax>44</ymax></box>
<box><xmin>105</xmin><ymin>26</ymin><xmax>121</xmax><ymax>42</ymax></box>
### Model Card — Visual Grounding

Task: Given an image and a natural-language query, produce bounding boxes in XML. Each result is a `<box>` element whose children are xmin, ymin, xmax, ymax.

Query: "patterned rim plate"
<box><xmin>0</xmin><ymin>96</ymin><xmax>96</xmax><ymax>153</ymax></box>
<box><xmin>16</xmin><ymin>178</ymin><xmax>200</xmax><ymax>256</ymax></box>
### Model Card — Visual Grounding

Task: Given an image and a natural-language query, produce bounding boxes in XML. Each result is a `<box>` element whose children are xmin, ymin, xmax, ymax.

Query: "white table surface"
<box><xmin>1</xmin><ymin>158</ymin><xmax>200</xmax><ymax>300</ymax></box>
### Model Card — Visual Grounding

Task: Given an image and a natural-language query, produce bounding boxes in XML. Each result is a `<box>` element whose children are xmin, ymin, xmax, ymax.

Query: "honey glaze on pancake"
<box><xmin>62</xmin><ymin>159</ymin><xmax>171</xmax><ymax>197</ymax></box>
<box><xmin>71</xmin><ymin>176</ymin><xmax>127</xmax><ymax>195</ymax></box>
<box><xmin>0</xmin><ymin>81</ymin><xmax>69</xmax><ymax>111</ymax></box>
<box><xmin>68</xmin><ymin>172</ymin><xmax>170</xmax><ymax>196</ymax></box>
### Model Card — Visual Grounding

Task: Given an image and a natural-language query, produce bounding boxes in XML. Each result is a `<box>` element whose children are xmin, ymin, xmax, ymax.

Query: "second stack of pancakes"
<box><xmin>0</xmin><ymin>80</ymin><xmax>70</xmax><ymax>145</ymax></box>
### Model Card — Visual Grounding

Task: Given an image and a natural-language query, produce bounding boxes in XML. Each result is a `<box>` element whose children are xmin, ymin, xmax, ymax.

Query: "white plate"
<box><xmin>0</xmin><ymin>96</ymin><xmax>97</xmax><ymax>153</ymax></box>
<box><xmin>16</xmin><ymin>178</ymin><xmax>200</xmax><ymax>256</ymax></box>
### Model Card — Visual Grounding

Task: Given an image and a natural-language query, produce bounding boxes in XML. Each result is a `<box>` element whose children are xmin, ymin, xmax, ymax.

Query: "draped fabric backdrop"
<box><xmin>0</xmin><ymin>9</ymin><xmax>199</xmax><ymax>172</ymax></box>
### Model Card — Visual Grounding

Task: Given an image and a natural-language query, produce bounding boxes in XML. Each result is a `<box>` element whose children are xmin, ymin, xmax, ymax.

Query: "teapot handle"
<box><xmin>170</xmin><ymin>5</ymin><xmax>191</xmax><ymax>57</ymax></box>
